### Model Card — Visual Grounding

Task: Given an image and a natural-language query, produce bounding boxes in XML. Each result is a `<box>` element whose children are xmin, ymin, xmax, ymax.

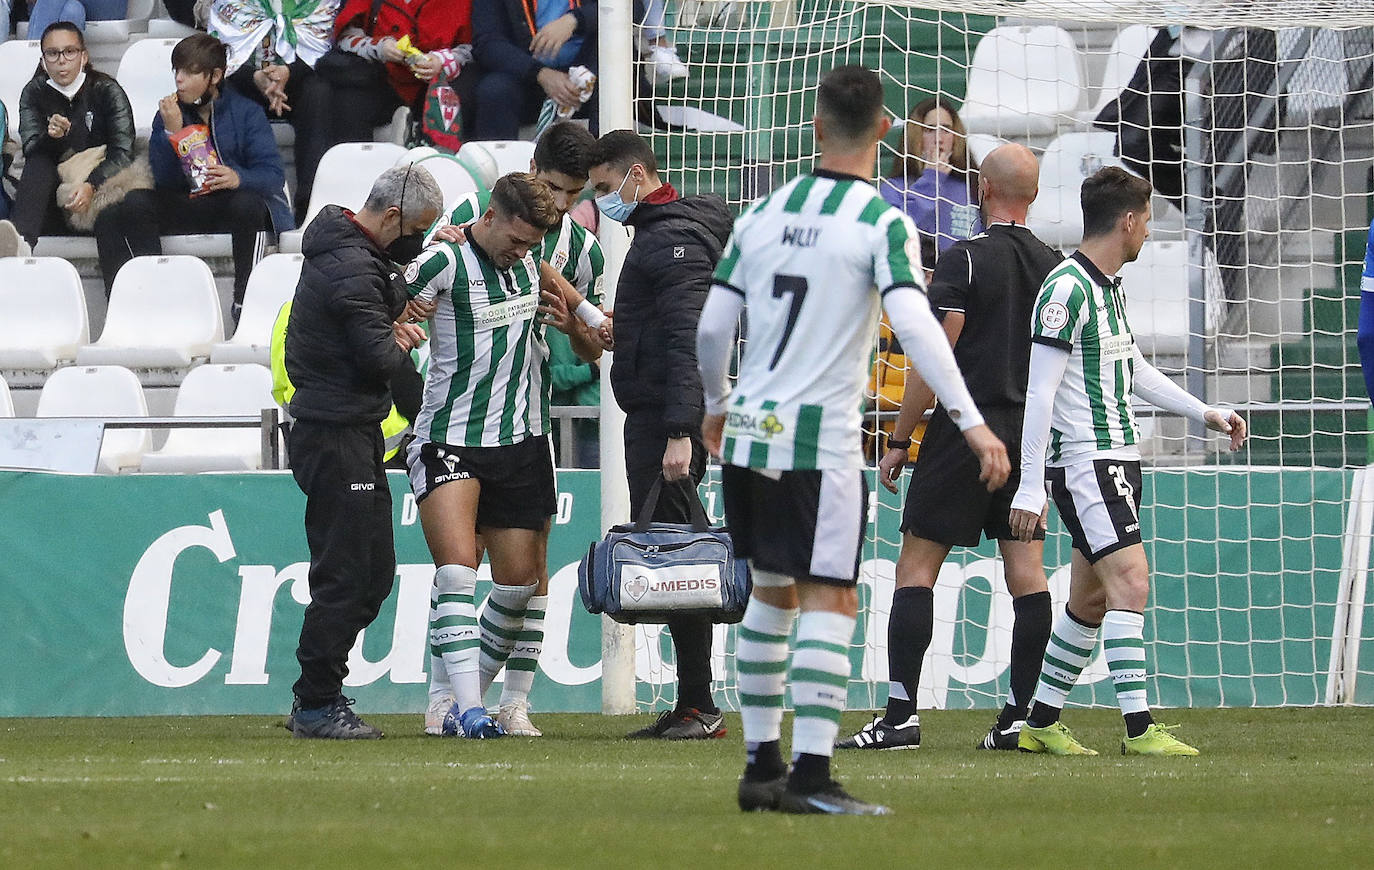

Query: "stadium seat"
<box><xmin>1025</xmin><ymin>131</ymin><xmax>1122</xmax><ymax>250</ymax></box>
<box><xmin>961</xmin><ymin>25</ymin><xmax>1085</xmax><ymax>138</ymax></box>
<box><xmin>0</xmin><ymin>257</ymin><xmax>90</xmax><ymax>370</ymax></box>
<box><xmin>1120</xmin><ymin>240</ymin><xmax>1223</xmax><ymax>355</ymax></box>
<box><xmin>139</xmin><ymin>363</ymin><xmax>275</xmax><ymax>472</ymax></box>
<box><xmin>397</xmin><ymin>149</ymin><xmax>483</xmax><ymax>211</ymax></box>
<box><xmin>965</xmin><ymin>132</ymin><xmax>1008</xmax><ymax>169</ymax></box>
<box><xmin>116</xmin><ymin>38</ymin><xmax>180</xmax><ymax>137</ymax></box>
<box><xmin>211</xmin><ymin>254</ymin><xmax>303</xmax><ymax>364</ymax></box>
<box><xmin>1092</xmin><ymin>25</ymin><xmax>1156</xmax><ymax>114</ymax></box>
<box><xmin>457</xmin><ymin>140</ymin><xmax>536</xmax><ymax>188</ymax></box>
<box><xmin>17</xmin><ymin>0</ymin><xmax>154</xmax><ymax>42</ymax></box>
<box><xmin>0</xmin><ymin>376</ymin><xmax>13</xmax><ymax>417</ymax></box>
<box><xmin>76</xmin><ymin>255</ymin><xmax>223</xmax><ymax>368</ymax></box>
<box><xmin>0</xmin><ymin>41</ymin><xmax>41</xmax><ymax>140</ymax></box>
<box><xmin>36</xmin><ymin>365</ymin><xmax>150</xmax><ymax>473</ymax></box>
<box><xmin>278</xmin><ymin>142</ymin><xmax>408</xmax><ymax>253</ymax></box>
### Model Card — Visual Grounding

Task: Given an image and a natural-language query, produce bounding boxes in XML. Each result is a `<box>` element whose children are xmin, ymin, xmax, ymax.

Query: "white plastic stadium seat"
<box><xmin>961</xmin><ymin>25</ymin><xmax>1085</xmax><ymax>138</ymax></box>
<box><xmin>19</xmin><ymin>0</ymin><xmax>154</xmax><ymax>41</ymax></box>
<box><xmin>0</xmin><ymin>376</ymin><xmax>13</xmax><ymax>417</ymax></box>
<box><xmin>0</xmin><ymin>258</ymin><xmax>90</xmax><ymax>370</ymax></box>
<box><xmin>77</xmin><ymin>255</ymin><xmax>223</xmax><ymax>368</ymax></box>
<box><xmin>211</xmin><ymin>254</ymin><xmax>303</xmax><ymax>364</ymax></box>
<box><xmin>36</xmin><ymin>365</ymin><xmax>150</xmax><ymax>473</ymax></box>
<box><xmin>116</xmin><ymin>38</ymin><xmax>180</xmax><ymax>137</ymax></box>
<box><xmin>1120</xmin><ymin>240</ymin><xmax>1223</xmax><ymax>355</ymax></box>
<box><xmin>1026</xmin><ymin>131</ymin><xmax>1122</xmax><ymax>250</ymax></box>
<box><xmin>139</xmin><ymin>363</ymin><xmax>275</xmax><ymax>472</ymax></box>
<box><xmin>0</xmin><ymin>41</ymin><xmax>41</xmax><ymax>140</ymax></box>
<box><xmin>278</xmin><ymin>142</ymin><xmax>408</xmax><ymax>253</ymax></box>
<box><xmin>1093</xmin><ymin>25</ymin><xmax>1156</xmax><ymax>114</ymax></box>
<box><xmin>458</xmin><ymin>140</ymin><xmax>536</xmax><ymax>188</ymax></box>
<box><xmin>397</xmin><ymin>150</ymin><xmax>483</xmax><ymax>211</ymax></box>
<box><xmin>964</xmin><ymin>133</ymin><xmax>1008</xmax><ymax>169</ymax></box>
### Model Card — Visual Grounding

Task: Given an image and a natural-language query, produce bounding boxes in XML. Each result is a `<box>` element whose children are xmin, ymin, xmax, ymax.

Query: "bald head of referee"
<box><xmin>976</xmin><ymin>142</ymin><xmax>1040</xmax><ymax>225</ymax></box>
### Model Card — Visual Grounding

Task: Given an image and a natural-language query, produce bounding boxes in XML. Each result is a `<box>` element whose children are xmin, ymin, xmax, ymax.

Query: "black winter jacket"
<box><xmin>610</xmin><ymin>191</ymin><xmax>734</xmax><ymax>432</ymax></box>
<box><xmin>285</xmin><ymin>205</ymin><xmax>417</xmax><ymax>425</ymax></box>
<box><xmin>19</xmin><ymin>69</ymin><xmax>135</xmax><ymax>188</ymax></box>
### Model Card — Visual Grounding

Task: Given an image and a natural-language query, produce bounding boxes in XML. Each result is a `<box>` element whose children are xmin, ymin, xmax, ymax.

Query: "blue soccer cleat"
<box><xmin>458</xmin><ymin>706</ymin><xmax>505</xmax><ymax>739</ymax></box>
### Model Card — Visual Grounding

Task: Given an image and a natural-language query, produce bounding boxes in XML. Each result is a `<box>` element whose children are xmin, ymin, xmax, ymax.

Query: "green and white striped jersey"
<box><xmin>405</xmin><ymin>234</ymin><xmax>548</xmax><ymax>447</ymax></box>
<box><xmin>712</xmin><ymin>170</ymin><xmax>924</xmax><ymax>470</ymax></box>
<box><xmin>1029</xmin><ymin>251</ymin><xmax>1139</xmax><ymax>464</ymax></box>
<box><xmin>434</xmin><ymin>191</ymin><xmax>604</xmax><ymax>304</ymax></box>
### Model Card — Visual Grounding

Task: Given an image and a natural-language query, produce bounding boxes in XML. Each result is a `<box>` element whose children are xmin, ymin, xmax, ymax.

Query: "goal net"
<box><xmin>608</xmin><ymin>0</ymin><xmax>1374</xmax><ymax>712</ymax></box>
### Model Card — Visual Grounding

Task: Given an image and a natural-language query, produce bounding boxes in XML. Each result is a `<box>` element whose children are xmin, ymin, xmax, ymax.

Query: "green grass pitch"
<box><xmin>2</xmin><ymin>708</ymin><xmax>1370</xmax><ymax>868</ymax></box>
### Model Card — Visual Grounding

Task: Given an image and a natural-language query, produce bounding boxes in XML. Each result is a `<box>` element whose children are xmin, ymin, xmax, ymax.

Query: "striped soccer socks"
<box><xmin>430</xmin><ymin>564</ymin><xmax>482</xmax><ymax>712</ymax></box>
<box><xmin>499</xmin><ymin>594</ymin><xmax>546</xmax><ymax>706</ymax></box>
<box><xmin>1103</xmin><ymin>609</ymin><xmax>1154</xmax><ymax>738</ymax></box>
<box><xmin>478</xmin><ymin>583</ymin><xmax>535</xmax><ymax>698</ymax></box>
<box><xmin>737</xmin><ymin>597</ymin><xmax>797</xmax><ymax>781</ymax></box>
<box><xmin>788</xmin><ymin>610</ymin><xmax>857</xmax><ymax>793</ymax></box>
<box><xmin>1027</xmin><ymin>607</ymin><xmax>1100</xmax><ymax>728</ymax></box>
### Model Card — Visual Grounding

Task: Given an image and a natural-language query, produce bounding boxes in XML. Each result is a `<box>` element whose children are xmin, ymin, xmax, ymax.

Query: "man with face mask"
<box><xmin>587</xmin><ymin>129</ymin><xmax>735</xmax><ymax>740</ymax></box>
<box><xmin>283</xmin><ymin>164</ymin><xmax>444</xmax><ymax>739</ymax></box>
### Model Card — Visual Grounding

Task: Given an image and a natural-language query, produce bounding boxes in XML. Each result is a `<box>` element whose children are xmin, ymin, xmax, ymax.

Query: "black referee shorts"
<box><xmin>901</xmin><ymin>405</ymin><xmax>1042</xmax><ymax>547</ymax></box>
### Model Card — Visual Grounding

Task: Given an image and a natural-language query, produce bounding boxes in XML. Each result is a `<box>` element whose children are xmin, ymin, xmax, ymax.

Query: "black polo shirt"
<box><xmin>924</xmin><ymin>223</ymin><xmax>1063</xmax><ymax>408</ymax></box>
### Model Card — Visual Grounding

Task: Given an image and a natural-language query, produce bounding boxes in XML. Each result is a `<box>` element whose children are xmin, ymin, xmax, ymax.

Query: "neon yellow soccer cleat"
<box><xmin>1121</xmin><ymin>723</ymin><xmax>1199</xmax><ymax>756</ymax></box>
<box><xmin>1017</xmin><ymin>721</ymin><xmax>1099</xmax><ymax>756</ymax></box>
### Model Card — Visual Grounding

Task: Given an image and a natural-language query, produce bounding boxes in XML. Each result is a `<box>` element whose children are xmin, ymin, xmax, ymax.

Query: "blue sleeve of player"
<box><xmin>1358</xmin><ymin>221</ymin><xmax>1374</xmax><ymax>400</ymax></box>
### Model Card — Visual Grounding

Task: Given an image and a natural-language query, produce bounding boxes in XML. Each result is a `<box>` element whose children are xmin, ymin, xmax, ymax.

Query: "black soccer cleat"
<box><xmin>626</xmin><ymin>707</ymin><xmax>727</xmax><ymax>740</ymax></box>
<box><xmin>291</xmin><ymin>696</ymin><xmax>383</xmax><ymax>740</ymax></box>
<box><xmin>737</xmin><ymin>774</ymin><xmax>788</xmax><ymax>812</ymax></box>
<box><xmin>779</xmin><ymin>781</ymin><xmax>891</xmax><ymax>816</ymax></box>
<box><xmin>977</xmin><ymin>720</ymin><xmax>1024</xmax><ymax>751</ymax></box>
<box><xmin>834</xmin><ymin>714</ymin><xmax>920</xmax><ymax>750</ymax></box>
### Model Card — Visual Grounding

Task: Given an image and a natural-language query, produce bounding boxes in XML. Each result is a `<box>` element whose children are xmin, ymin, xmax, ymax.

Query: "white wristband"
<box><xmin>575</xmin><ymin>299</ymin><xmax>606</xmax><ymax>329</ymax></box>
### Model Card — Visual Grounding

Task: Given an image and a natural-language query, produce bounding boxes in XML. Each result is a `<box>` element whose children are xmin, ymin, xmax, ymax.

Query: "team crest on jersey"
<box><xmin>552</xmin><ymin>250</ymin><xmax>568</xmax><ymax>270</ymax></box>
<box><xmin>1040</xmin><ymin>301</ymin><xmax>1070</xmax><ymax>331</ymax></box>
<box><xmin>404</xmin><ymin>260</ymin><xmax>420</xmax><ymax>283</ymax></box>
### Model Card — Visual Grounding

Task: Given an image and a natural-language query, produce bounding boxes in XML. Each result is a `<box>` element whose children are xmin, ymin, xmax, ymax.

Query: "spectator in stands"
<box><xmin>1</xmin><ymin>1</ymin><xmax>11</xmax><ymax>44</ymax></box>
<box><xmin>11</xmin><ymin>22</ymin><xmax>134</xmax><ymax>253</ymax></box>
<box><xmin>324</xmin><ymin>0</ymin><xmax>472</xmax><ymax>145</ymax></box>
<box><xmin>95</xmin><ymin>33</ymin><xmax>290</xmax><ymax>317</ymax></box>
<box><xmin>211</xmin><ymin>0</ymin><xmax>339</xmax><ymax>224</ymax></box>
<box><xmin>881</xmin><ymin>96</ymin><xmax>982</xmax><ymax>264</ymax></box>
<box><xmin>27</xmin><ymin>0</ymin><xmax>129</xmax><ymax>38</ymax></box>
<box><xmin>467</xmin><ymin>0</ymin><xmax>597</xmax><ymax>140</ymax></box>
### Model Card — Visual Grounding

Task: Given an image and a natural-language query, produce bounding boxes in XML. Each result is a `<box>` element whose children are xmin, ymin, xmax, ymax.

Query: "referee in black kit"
<box><xmin>283</xmin><ymin>166</ymin><xmax>443</xmax><ymax>739</ymax></box>
<box><xmin>836</xmin><ymin>143</ymin><xmax>1065</xmax><ymax>752</ymax></box>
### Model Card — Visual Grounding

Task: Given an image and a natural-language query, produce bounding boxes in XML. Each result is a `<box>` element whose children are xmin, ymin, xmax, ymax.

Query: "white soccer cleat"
<box><xmin>425</xmin><ymin>694</ymin><xmax>459</xmax><ymax>736</ymax></box>
<box><xmin>497</xmin><ymin>700</ymin><xmax>543</xmax><ymax>737</ymax></box>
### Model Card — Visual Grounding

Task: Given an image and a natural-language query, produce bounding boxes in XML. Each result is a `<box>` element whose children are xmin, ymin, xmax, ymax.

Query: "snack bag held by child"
<box><xmin>169</xmin><ymin>124</ymin><xmax>221</xmax><ymax>196</ymax></box>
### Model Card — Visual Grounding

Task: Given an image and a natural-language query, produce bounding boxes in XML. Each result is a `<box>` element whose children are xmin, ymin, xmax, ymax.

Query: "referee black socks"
<box><xmin>884</xmin><ymin>586</ymin><xmax>933</xmax><ymax>725</ymax></box>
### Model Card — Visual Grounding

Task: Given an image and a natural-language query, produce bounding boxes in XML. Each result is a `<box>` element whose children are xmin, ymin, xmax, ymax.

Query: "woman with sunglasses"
<box><xmin>10</xmin><ymin>21</ymin><xmax>134</xmax><ymax>251</ymax></box>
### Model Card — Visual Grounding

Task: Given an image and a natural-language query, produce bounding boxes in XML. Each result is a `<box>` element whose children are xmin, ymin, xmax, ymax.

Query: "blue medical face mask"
<box><xmin>595</xmin><ymin>167</ymin><xmax>639</xmax><ymax>222</ymax></box>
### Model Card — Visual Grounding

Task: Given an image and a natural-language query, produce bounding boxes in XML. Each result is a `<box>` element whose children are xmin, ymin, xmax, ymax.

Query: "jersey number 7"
<box><xmin>769</xmin><ymin>274</ymin><xmax>808</xmax><ymax>370</ymax></box>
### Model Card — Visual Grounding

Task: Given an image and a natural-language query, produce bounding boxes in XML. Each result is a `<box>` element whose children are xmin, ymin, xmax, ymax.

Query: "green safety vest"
<box><xmin>269</xmin><ymin>301</ymin><xmax>413</xmax><ymax>461</ymax></box>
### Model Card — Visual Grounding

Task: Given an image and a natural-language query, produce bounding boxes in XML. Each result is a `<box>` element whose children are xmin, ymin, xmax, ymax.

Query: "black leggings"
<box><xmin>94</xmin><ymin>186</ymin><xmax>268</xmax><ymax>299</ymax></box>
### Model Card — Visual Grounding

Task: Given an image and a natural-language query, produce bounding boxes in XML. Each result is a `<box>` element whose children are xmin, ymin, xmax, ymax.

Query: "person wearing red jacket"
<box><xmin>329</xmin><ymin>0</ymin><xmax>473</xmax><ymax>144</ymax></box>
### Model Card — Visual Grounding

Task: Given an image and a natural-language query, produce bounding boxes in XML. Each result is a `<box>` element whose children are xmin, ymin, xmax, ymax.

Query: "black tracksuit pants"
<box><xmin>288</xmin><ymin>419</ymin><xmax>396</xmax><ymax>709</ymax></box>
<box><xmin>624</xmin><ymin>410</ymin><xmax>716</xmax><ymax>711</ymax></box>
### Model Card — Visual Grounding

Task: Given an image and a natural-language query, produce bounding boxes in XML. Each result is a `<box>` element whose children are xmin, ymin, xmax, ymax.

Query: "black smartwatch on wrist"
<box><xmin>886</xmin><ymin>434</ymin><xmax>912</xmax><ymax>450</ymax></box>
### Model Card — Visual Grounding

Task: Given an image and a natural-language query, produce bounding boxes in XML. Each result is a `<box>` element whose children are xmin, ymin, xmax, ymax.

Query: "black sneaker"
<box><xmin>977</xmin><ymin>720</ymin><xmax>1024</xmax><ymax>750</ymax></box>
<box><xmin>291</xmin><ymin>696</ymin><xmax>383</xmax><ymax>740</ymax></box>
<box><xmin>779</xmin><ymin>780</ymin><xmax>891</xmax><ymax>816</ymax></box>
<box><xmin>737</xmin><ymin>774</ymin><xmax>787</xmax><ymax>812</ymax></box>
<box><xmin>834</xmin><ymin>714</ymin><xmax>920</xmax><ymax>750</ymax></box>
<box><xmin>625</xmin><ymin>708</ymin><xmax>727</xmax><ymax>740</ymax></box>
